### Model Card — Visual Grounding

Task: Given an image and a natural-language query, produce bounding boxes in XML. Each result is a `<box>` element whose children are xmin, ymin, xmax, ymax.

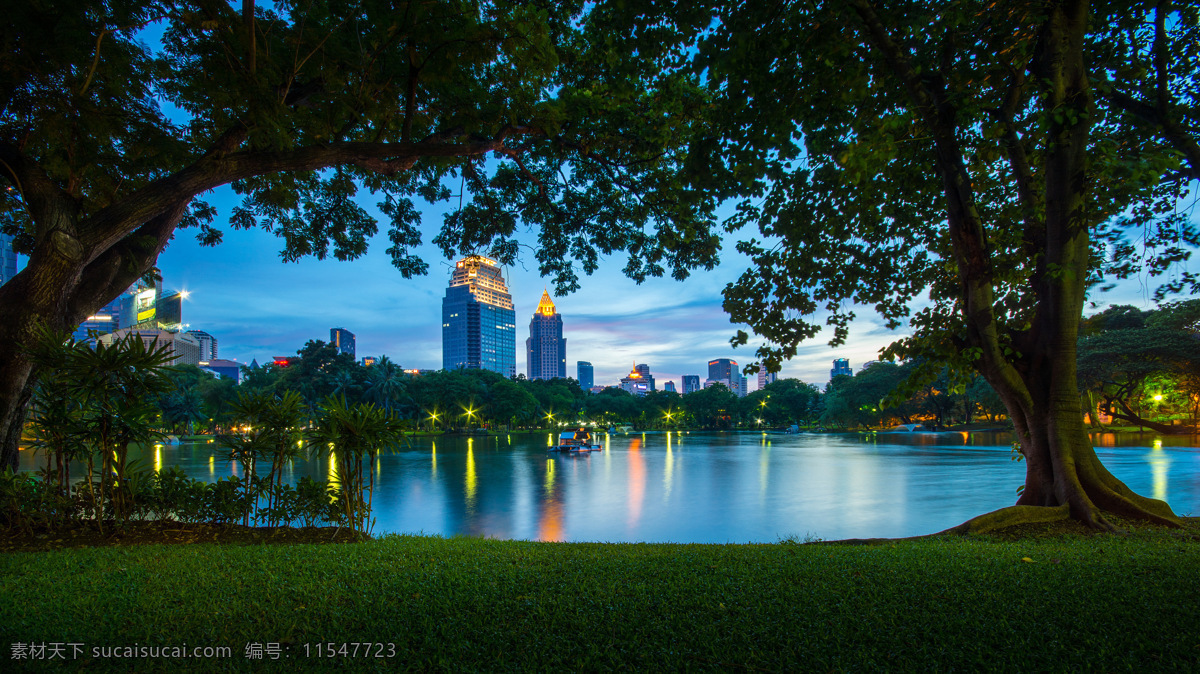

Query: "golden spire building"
<box><xmin>442</xmin><ymin>255</ymin><xmax>516</xmax><ymax>377</ymax></box>
<box><xmin>526</xmin><ymin>289</ymin><xmax>566</xmax><ymax>380</ymax></box>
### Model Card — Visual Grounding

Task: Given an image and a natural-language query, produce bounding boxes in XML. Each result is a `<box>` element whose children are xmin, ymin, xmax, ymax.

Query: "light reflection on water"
<box><xmin>17</xmin><ymin>431</ymin><xmax>1200</xmax><ymax>542</ymax></box>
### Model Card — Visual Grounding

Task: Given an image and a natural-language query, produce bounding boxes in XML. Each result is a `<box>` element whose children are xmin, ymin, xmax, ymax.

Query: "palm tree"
<box><xmin>309</xmin><ymin>395</ymin><xmax>407</xmax><ymax>537</ymax></box>
<box><xmin>363</xmin><ymin>356</ymin><xmax>407</xmax><ymax>414</ymax></box>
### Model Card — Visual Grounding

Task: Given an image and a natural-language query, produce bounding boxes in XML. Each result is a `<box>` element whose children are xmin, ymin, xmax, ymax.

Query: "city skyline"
<box><xmin>3</xmin><ymin>187</ymin><xmax>1176</xmax><ymax>389</ymax></box>
<box><xmin>150</xmin><ymin>210</ymin><xmax>1175</xmax><ymax>388</ymax></box>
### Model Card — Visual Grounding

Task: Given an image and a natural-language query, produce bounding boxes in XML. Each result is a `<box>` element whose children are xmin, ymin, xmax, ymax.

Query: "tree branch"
<box><xmin>80</xmin><ymin>128</ymin><xmax>544</xmax><ymax>260</ymax></box>
<box><xmin>67</xmin><ymin>199</ymin><xmax>190</xmax><ymax>326</ymax></box>
<box><xmin>0</xmin><ymin>143</ymin><xmax>79</xmax><ymax>245</ymax></box>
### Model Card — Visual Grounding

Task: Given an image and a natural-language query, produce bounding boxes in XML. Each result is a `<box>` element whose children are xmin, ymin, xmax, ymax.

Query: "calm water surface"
<box><xmin>21</xmin><ymin>431</ymin><xmax>1200</xmax><ymax>542</ymax></box>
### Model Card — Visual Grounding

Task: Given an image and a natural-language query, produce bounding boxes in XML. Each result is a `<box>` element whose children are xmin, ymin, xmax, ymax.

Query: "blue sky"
<box><xmin>150</xmin><ymin>182</ymin><xmax>908</xmax><ymax>389</ymax></box>
<box><xmin>146</xmin><ymin>181</ymin><xmax>1187</xmax><ymax>391</ymax></box>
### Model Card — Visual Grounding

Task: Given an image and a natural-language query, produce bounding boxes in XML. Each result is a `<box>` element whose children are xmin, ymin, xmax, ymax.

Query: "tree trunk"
<box><xmin>0</xmin><ymin>200</ymin><xmax>184</xmax><ymax>471</ymax></box>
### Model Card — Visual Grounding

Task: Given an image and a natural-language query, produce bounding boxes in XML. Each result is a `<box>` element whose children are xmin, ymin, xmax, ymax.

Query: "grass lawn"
<box><xmin>2</xmin><ymin>520</ymin><xmax>1199</xmax><ymax>672</ymax></box>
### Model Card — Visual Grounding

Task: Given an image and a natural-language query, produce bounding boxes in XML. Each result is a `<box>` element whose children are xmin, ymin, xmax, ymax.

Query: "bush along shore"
<box><xmin>2</xmin><ymin>519</ymin><xmax>1199</xmax><ymax>672</ymax></box>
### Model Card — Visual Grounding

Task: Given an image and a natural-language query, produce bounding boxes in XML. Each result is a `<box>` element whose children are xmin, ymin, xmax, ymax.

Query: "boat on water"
<box><xmin>550</xmin><ymin>429</ymin><xmax>602</xmax><ymax>454</ymax></box>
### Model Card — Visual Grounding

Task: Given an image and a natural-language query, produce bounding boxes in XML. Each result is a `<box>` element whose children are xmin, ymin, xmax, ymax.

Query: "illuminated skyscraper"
<box><xmin>331</xmin><ymin>327</ymin><xmax>355</xmax><ymax>359</ymax></box>
<box><xmin>707</xmin><ymin>358</ymin><xmax>745</xmax><ymax>396</ymax></box>
<box><xmin>620</xmin><ymin>363</ymin><xmax>651</xmax><ymax>396</ymax></box>
<box><xmin>682</xmin><ymin>375</ymin><xmax>701</xmax><ymax>394</ymax></box>
<box><xmin>527</xmin><ymin>290</ymin><xmax>566</xmax><ymax>380</ymax></box>
<box><xmin>442</xmin><ymin>255</ymin><xmax>516</xmax><ymax>377</ymax></box>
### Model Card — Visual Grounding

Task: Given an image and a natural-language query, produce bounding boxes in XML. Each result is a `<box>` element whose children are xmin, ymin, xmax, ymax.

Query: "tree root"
<box><xmin>937</xmin><ymin>504</ymin><xmax>1072</xmax><ymax>536</ymax></box>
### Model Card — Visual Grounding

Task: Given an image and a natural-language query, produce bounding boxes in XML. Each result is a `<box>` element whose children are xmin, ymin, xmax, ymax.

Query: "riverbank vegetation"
<box><xmin>2</xmin><ymin>522</ymin><xmax>1198</xmax><ymax>671</ymax></box>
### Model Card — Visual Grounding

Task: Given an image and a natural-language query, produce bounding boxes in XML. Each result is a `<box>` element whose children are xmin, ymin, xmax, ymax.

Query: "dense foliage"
<box><xmin>0</xmin><ymin>0</ymin><xmax>721</xmax><ymax>472</ymax></box>
<box><xmin>1077</xmin><ymin>300</ymin><xmax>1200</xmax><ymax>431</ymax></box>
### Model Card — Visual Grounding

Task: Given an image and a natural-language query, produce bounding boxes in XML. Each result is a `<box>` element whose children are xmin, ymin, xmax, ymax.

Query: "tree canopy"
<box><xmin>699</xmin><ymin>0</ymin><xmax>1199</xmax><ymax>531</ymax></box>
<box><xmin>0</xmin><ymin>0</ymin><xmax>721</xmax><ymax>469</ymax></box>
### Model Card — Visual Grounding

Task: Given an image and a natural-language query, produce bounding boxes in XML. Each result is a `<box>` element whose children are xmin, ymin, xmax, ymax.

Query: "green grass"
<box><xmin>2</xmin><ymin>531</ymin><xmax>1199</xmax><ymax>672</ymax></box>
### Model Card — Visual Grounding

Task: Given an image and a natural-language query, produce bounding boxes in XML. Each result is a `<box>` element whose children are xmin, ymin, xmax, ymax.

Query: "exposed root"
<box><xmin>937</xmin><ymin>504</ymin><xmax>1072</xmax><ymax>536</ymax></box>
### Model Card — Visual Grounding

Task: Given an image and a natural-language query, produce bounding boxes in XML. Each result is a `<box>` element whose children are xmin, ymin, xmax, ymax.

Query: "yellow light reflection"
<box><xmin>663</xmin><ymin>432</ymin><xmax>674</xmax><ymax>501</ymax></box>
<box><xmin>431</xmin><ymin>442</ymin><xmax>437</xmax><ymax>478</ymax></box>
<box><xmin>1150</xmin><ymin>439</ymin><xmax>1169</xmax><ymax>502</ymax></box>
<box><xmin>154</xmin><ymin>446</ymin><xmax>162</xmax><ymax>473</ymax></box>
<box><xmin>465</xmin><ymin>446</ymin><xmax>477</xmax><ymax>510</ymax></box>
<box><xmin>208</xmin><ymin>454</ymin><xmax>215</xmax><ymax>478</ymax></box>
<box><xmin>328</xmin><ymin>453</ymin><xmax>340</xmax><ymax>491</ymax></box>
<box><xmin>544</xmin><ymin>458</ymin><xmax>556</xmax><ymax>494</ymax></box>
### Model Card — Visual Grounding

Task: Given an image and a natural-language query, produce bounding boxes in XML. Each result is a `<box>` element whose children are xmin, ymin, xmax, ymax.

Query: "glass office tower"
<box><xmin>442</xmin><ymin>255</ymin><xmax>516</xmax><ymax>377</ymax></box>
<box><xmin>527</xmin><ymin>290</ymin><xmax>566</xmax><ymax>380</ymax></box>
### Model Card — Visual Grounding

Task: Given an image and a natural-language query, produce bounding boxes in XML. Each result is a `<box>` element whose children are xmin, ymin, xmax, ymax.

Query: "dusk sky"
<box><xmin>137</xmin><ymin>182</ymin><xmax>1182</xmax><ymax>391</ymax></box>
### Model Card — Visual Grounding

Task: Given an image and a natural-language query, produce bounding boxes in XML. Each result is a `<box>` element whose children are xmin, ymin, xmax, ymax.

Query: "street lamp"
<box><xmin>428</xmin><ymin>410</ymin><xmax>441</xmax><ymax>431</ymax></box>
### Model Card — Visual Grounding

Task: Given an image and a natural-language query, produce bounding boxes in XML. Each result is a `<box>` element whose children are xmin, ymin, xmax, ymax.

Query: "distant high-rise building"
<box><xmin>634</xmin><ymin>363</ymin><xmax>656</xmax><ymax>391</ymax></box>
<box><xmin>0</xmin><ymin>233</ymin><xmax>17</xmax><ymax>286</ymax></box>
<box><xmin>682</xmin><ymin>375</ymin><xmax>701</xmax><ymax>394</ymax></box>
<box><xmin>831</xmin><ymin>358</ymin><xmax>852</xmax><ymax>379</ymax></box>
<box><xmin>707</xmin><ymin>358</ymin><xmax>745</xmax><ymax>397</ymax></box>
<box><xmin>708</xmin><ymin>358</ymin><xmax>737</xmax><ymax>382</ymax></box>
<box><xmin>362</xmin><ymin>356</ymin><xmax>378</xmax><ymax>367</ymax></box>
<box><xmin>619</xmin><ymin>363</ymin><xmax>651</xmax><ymax>396</ymax></box>
<box><xmin>187</xmin><ymin>330</ymin><xmax>218</xmax><ymax>362</ymax></box>
<box><xmin>118</xmin><ymin>279</ymin><xmax>184</xmax><ymax>332</ymax></box>
<box><xmin>663</xmin><ymin>381</ymin><xmax>677</xmax><ymax>393</ymax></box>
<box><xmin>577</xmin><ymin>361</ymin><xmax>594</xmax><ymax>390</ymax></box>
<box><xmin>331</xmin><ymin>327</ymin><xmax>355</xmax><ymax>359</ymax></box>
<box><xmin>526</xmin><ymin>290</ymin><xmax>566</xmax><ymax>380</ymax></box>
<box><xmin>442</xmin><ymin>255</ymin><xmax>516</xmax><ymax>377</ymax></box>
<box><xmin>757</xmin><ymin>370</ymin><xmax>778</xmax><ymax>390</ymax></box>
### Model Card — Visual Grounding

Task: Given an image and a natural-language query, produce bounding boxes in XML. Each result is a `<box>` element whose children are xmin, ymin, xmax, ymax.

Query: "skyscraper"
<box><xmin>757</xmin><ymin>369</ymin><xmax>778</xmax><ymax>390</ymax></box>
<box><xmin>663</xmin><ymin>381</ymin><xmax>677</xmax><ymax>393</ymax></box>
<box><xmin>0</xmin><ymin>233</ymin><xmax>17</xmax><ymax>287</ymax></box>
<box><xmin>577</xmin><ymin>361</ymin><xmax>594</xmax><ymax>390</ymax></box>
<box><xmin>442</xmin><ymin>255</ymin><xmax>516</xmax><ymax>377</ymax></box>
<box><xmin>331</xmin><ymin>327</ymin><xmax>355</xmax><ymax>359</ymax></box>
<box><xmin>634</xmin><ymin>364</ymin><xmax>656</xmax><ymax>391</ymax></box>
<box><xmin>831</xmin><ymin>358</ymin><xmax>852</xmax><ymax>379</ymax></box>
<box><xmin>187</xmin><ymin>330</ymin><xmax>218</xmax><ymax>362</ymax></box>
<box><xmin>620</xmin><ymin>363</ymin><xmax>651</xmax><ymax>396</ymax></box>
<box><xmin>118</xmin><ymin>279</ymin><xmax>185</xmax><ymax>331</ymax></box>
<box><xmin>526</xmin><ymin>290</ymin><xmax>566</xmax><ymax>380</ymax></box>
<box><xmin>682</xmin><ymin>375</ymin><xmax>701</xmax><ymax>394</ymax></box>
<box><xmin>707</xmin><ymin>358</ymin><xmax>745</xmax><ymax>396</ymax></box>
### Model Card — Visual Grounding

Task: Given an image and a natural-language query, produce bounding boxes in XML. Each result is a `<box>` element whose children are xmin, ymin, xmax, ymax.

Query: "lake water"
<box><xmin>19</xmin><ymin>431</ymin><xmax>1200</xmax><ymax>542</ymax></box>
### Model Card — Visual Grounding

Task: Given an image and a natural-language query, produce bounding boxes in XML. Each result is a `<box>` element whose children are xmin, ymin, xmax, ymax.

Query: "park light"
<box><xmin>1153</xmin><ymin>394</ymin><xmax>1163</xmax><ymax>402</ymax></box>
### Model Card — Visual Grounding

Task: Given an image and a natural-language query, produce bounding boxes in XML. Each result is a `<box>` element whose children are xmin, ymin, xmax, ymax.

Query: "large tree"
<box><xmin>0</xmin><ymin>0</ymin><xmax>719</xmax><ymax>469</ymax></box>
<box><xmin>705</xmin><ymin>0</ymin><xmax>1198</xmax><ymax>530</ymax></box>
